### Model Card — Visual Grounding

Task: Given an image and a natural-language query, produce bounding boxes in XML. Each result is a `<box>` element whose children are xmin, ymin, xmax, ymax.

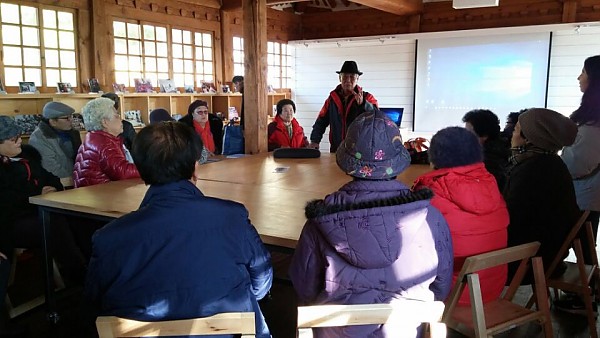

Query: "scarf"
<box><xmin>193</xmin><ymin>120</ymin><xmax>215</xmax><ymax>153</ymax></box>
<box><xmin>509</xmin><ymin>144</ymin><xmax>555</xmax><ymax>166</ymax></box>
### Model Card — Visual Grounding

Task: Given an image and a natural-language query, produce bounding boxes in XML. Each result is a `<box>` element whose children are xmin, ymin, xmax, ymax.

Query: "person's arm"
<box><xmin>309</xmin><ymin>98</ymin><xmax>332</xmax><ymax>146</ymax></box>
<box><xmin>561</xmin><ymin>126</ymin><xmax>600</xmax><ymax>178</ymax></box>
<box><xmin>28</xmin><ymin>136</ymin><xmax>66</xmax><ymax>179</ymax></box>
<box><xmin>242</xmin><ymin>215</ymin><xmax>273</xmax><ymax>300</ymax></box>
<box><xmin>428</xmin><ymin>214</ymin><xmax>454</xmax><ymax>301</ymax></box>
<box><xmin>267</xmin><ymin>121</ymin><xmax>281</xmax><ymax>151</ymax></box>
<box><xmin>288</xmin><ymin>222</ymin><xmax>325</xmax><ymax>304</ymax></box>
<box><xmin>362</xmin><ymin>91</ymin><xmax>378</xmax><ymax>112</ymax></box>
<box><xmin>99</xmin><ymin>141</ymin><xmax>140</xmax><ymax>181</ymax></box>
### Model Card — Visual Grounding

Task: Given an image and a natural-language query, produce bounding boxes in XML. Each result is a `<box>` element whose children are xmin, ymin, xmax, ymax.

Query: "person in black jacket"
<box><xmin>179</xmin><ymin>100</ymin><xmax>224</xmax><ymax>155</ymax></box>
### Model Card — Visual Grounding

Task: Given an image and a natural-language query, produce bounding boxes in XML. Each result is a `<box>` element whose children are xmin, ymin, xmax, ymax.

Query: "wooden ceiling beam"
<box><xmin>176</xmin><ymin>0</ymin><xmax>220</xmax><ymax>9</ymax></box>
<box><xmin>349</xmin><ymin>0</ymin><xmax>423</xmax><ymax>15</ymax></box>
<box><xmin>222</xmin><ymin>0</ymin><xmax>310</xmax><ymax>11</ymax></box>
<box><xmin>266</xmin><ymin>0</ymin><xmax>311</xmax><ymax>4</ymax></box>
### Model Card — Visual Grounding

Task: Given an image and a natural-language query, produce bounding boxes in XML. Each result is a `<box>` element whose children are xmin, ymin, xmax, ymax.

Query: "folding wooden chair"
<box><xmin>297</xmin><ymin>300</ymin><xmax>446</xmax><ymax>338</ymax></box>
<box><xmin>528</xmin><ymin>210</ymin><xmax>599</xmax><ymax>338</ymax></box>
<box><xmin>96</xmin><ymin>312</ymin><xmax>255</xmax><ymax>338</ymax></box>
<box><xmin>442</xmin><ymin>241</ymin><xmax>553</xmax><ymax>338</ymax></box>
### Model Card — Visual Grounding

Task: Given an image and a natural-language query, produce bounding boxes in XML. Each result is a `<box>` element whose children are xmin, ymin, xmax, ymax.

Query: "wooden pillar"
<box><xmin>242</xmin><ymin>0</ymin><xmax>268</xmax><ymax>154</ymax></box>
<box><xmin>91</xmin><ymin>0</ymin><xmax>113</xmax><ymax>91</ymax></box>
<box><xmin>221</xmin><ymin>11</ymin><xmax>235</xmax><ymax>84</ymax></box>
<box><xmin>77</xmin><ymin>8</ymin><xmax>92</xmax><ymax>90</ymax></box>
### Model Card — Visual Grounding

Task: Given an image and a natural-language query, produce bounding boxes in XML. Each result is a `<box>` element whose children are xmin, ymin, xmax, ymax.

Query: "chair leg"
<box><xmin>531</xmin><ymin>257</ymin><xmax>553</xmax><ymax>338</ymax></box>
<box><xmin>583</xmin><ymin>288</ymin><xmax>598</xmax><ymax>338</ymax></box>
<box><xmin>467</xmin><ymin>274</ymin><xmax>488</xmax><ymax>338</ymax></box>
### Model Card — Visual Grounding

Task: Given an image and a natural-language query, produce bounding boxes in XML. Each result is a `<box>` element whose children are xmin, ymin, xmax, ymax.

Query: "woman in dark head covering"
<box><xmin>179</xmin><ymin>100</ymin><xmax>223</xmax><ymax>155</ymax></box>
<box><xmin>149</xmin><ymin>108</ymin><xmax>173</xmax><ymax>124</ymax></box>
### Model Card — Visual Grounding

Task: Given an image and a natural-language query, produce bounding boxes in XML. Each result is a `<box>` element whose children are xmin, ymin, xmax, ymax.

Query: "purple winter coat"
<box><xmin>289</xmin><ymin>179</ymin><xmax>453</xmax><ymax>338</ymax></box>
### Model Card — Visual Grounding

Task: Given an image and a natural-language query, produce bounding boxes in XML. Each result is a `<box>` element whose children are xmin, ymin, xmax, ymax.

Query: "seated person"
<box><xmin>84</xmin><ymin>122</ymin><xmax>273</xmax><ymax>337</ymax></box>
<box><xmin>267</xmin><ymin>99</ymin><xmax>309</xmax><ymax>151</ymax></box>
<box><xmin>413</xmin><ymin>127</ymin><xmax>509</xmax><ymax>305</ymax></box>
<box><xmin>504</xmin><ymin>108</ymin><xmax>580</xmax><ymax>281</ymax></box>
<box><xmin>28</xmin><ymin>101</ymin><xmax>81</xmax><ymax>188</ymax></box>
<box><xmin>149</xmin><ymin>108</ymin><xmax>173</xmax><ymax>124</ymax></box>
<box><xmin>101</xmin><ymin>92</ymin><xmax>136</xmax><ymax>151</ymax></box>
<box><xmin>289</xmin><ymin>111</ymin><xmax>453</xmax><ymax>338</ymax></box>
<box><xmin>73</xmin><ymin>98</ymin><xmax>139</xmax><ymax>188</ymax></box>
<box><xmin>500</xmin><ymin>110</ymin><xmax>525</xmax><ymax>144</ymax></box>
<box><xmin>462</xmin><ymin>109</ymin><xmax>510</xmax><ymax>190</ymax></box>
<box><xmin>179</xmin><ymin>100</ymin><xmax>223</xmax><ymax>155</ymax></box>
<box><xmin>0</xmin><ymin>116</ymin><xmax>86</xmax><ymax>323</ymax></box>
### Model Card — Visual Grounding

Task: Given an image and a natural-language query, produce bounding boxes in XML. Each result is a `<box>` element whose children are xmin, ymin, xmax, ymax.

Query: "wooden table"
<box><xmin>29</xmin><ymin>152</ymin><xmax>431</xmax><ymax>321</ymax></box>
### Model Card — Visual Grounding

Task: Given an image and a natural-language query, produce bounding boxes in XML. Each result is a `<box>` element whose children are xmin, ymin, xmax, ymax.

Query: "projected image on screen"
<box><xmin>414</xmin><ymin>33</ymin><xmax>550</xmax><ymax>132</ymax></box>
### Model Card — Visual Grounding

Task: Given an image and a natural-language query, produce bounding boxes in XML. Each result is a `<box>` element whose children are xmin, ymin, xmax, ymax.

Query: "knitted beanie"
<box><xmin>188</xmin><ymin>100</ymin><xmax>208</xmax><ymax>115</ymax></box>
<box><xmin>518</xmin><ymin>108</ymin><xmax>577</xmax><ymax>152</ymax></box>
<box><xmin>428</xmin><ymin>127</ymin><xmax>483</xmax><ymax>169</ymax></box>
<box><xmin>0</xmin><ymin>116</ymin><xmax>21</xmax><ymax>141</ymax></box>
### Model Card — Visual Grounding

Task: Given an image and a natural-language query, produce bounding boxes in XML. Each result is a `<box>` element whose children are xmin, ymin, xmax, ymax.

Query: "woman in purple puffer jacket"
<box><xmin>289</xmin><ymin>110</ymin><xmax>453</xmax><ymax>338</ymax></box>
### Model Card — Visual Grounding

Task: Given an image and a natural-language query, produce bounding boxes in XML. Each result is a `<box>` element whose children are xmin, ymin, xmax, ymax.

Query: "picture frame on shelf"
<box><xmin>18</xmin><ymin>81</ymin><xmax>37</xmax><ymax>94</ymax></box>
<box><xmin>88</xmin><ymin>78</ymin><xmax>101</xmax><ymax>93</ymax></box>
<box><xmin>134</xmin><ymin>78</ymin><xmax>154</xmax><ymax>93</ymax></box>
<box><xmin>158</xmin><ymin>79</ymin><xmax>178</xmax><ymax>93</ymax></box>
<box><xmin>200</xmin><ymin>81</ymin><xmax>217</xmax><ymax>93</ymax></box>
<box><xmin>184</xmin><ymin>85</ymin><xmax>195</xmax><ymax>93</ymax></box>
<box><xmin>57</xmin><ymin>82</ymin><xmax>73</xmax><ymax>93</ymax></box>
<box><xmin>112</xmin><ymin>83</ymin><xmax>127</xmax><ymax>93</ymax></box>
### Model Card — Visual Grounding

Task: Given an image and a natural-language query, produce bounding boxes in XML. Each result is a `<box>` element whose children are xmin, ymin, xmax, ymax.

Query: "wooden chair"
<box><xmin>96</xmin><ymin>312</ymin><xmax>255</xmax><ymax>337</ymax></box>
<box><xmin>442</xmin><ymin>242</ymin><xmax>553</xmax><ymax>338</ymax></box>
<box><xmin>528</xmin><ymin>210</ymin><xmax>599</xmax><ymax>338</ymax></box>
<box><xmin>297</xmin><ymin>300</ymin><xmax>447</xmax><ymax>338</ymax></box>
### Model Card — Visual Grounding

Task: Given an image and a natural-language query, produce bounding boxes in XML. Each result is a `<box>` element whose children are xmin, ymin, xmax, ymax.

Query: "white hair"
<box><xmin>82</xmin><ymin>97</ymin><xmax>118</xmax><ymax>131</ymax></box>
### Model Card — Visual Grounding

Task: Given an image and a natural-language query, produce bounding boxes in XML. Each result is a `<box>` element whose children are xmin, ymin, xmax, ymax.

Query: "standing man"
<box><xmin>29</xmin><ymin>101</ymin><xmax>81</xmax><ymax>188</ymax></box>
<box><xmin>309</xmin><ymin>60</ymin><xmax>378</xmax><ymax>152</ymax></box>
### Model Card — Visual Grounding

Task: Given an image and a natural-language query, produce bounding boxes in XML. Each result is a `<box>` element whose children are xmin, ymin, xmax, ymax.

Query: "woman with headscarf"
<box><xmin>179</xmin><ymin>100</ymin><xmax>223</xmax><ymax>155</ymax></box>
<box><xmin>413</xmin><ymin>126</ymin><xmax>509</xmax><ymax>306</ymax></box>
<box><xmin>289</xmin><ymin>111</ymin><xmax>453</xmax><ymax>338</ymax></box>
<box><xmin>267</xmin><ymin>99</ymin><xmax>308</xmax><ymax>151</ymax></box>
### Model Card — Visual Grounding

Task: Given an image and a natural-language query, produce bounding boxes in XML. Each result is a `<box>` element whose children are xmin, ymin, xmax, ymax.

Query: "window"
<box><xmin>113</xmin><ymin>20</ymin><xmax>214</xmax><ymax>88</ymax></box>
<box><xmin>0</xmin><ymin>3</ymin><xmax>77</xmax><ymax>87</ymax></box>
<box><xmin>233</xmin><ymin>37</ymin><xmax>294</xmax><ymax>89</ymax></box>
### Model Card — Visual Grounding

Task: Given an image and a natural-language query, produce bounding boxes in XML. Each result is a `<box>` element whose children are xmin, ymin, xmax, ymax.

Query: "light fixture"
<box><xmin>452</xmin><ymin>0</ymin><xmax>499</xmax><ymax>9</ymax></box>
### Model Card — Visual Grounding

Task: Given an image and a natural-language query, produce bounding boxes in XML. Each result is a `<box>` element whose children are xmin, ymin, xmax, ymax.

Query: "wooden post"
<box><xmin>242</xmin><ymin>0</ymin><xmax>268</xmax><ymax>154</ymax></box>
<box><xmin>91</xmin><ymin>0</ymin><xmax>113</xmax><ymax>92</ymax></box>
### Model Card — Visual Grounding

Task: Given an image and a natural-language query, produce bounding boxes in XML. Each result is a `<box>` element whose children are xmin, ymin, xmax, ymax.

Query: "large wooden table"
<box><xmin>29</xmin><ymin>152</ymin><xmax>430</xmax><ymax>321</ymax></box>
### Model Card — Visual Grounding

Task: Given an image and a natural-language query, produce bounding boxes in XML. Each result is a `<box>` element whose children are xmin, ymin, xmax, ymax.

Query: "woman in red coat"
<box><xmin>413</xmin><ymin>127</ymin><xmax>509</xmax><ymax>305</ymax></box>
<box><xmin>268</xmin><ymin>99</ymin><xmax>308</xmax><ymax>151</ymax></box>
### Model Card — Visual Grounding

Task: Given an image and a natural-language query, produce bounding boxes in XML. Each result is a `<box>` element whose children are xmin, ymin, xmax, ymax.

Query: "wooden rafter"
<box><xmin>176</xmin><ymin>0</ymin><xmax>220</xmax><ymax>9</ymax></box>
<box><xmin>349</xmin><ymin>0</ymin><xmax>423</xmax><ymax>15</ymax></box>
<box><xmin>266</xmin><ymin>0</ymin><xmax>311</xmax><ymax>4</ymax></box>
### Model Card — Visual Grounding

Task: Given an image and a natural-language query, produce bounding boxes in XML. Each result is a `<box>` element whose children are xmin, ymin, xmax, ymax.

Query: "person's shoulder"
<box><xmin>19</xmin><ymin>144</ymin><xmax>42</xmax><ymax>162</ymax></box>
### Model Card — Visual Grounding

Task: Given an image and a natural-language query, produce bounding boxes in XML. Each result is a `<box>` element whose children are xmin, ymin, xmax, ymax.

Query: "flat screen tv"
<box><xmin>379</xmin><ymin>107</ymin><xmax>404</xmax><ymax>126</ymax></box>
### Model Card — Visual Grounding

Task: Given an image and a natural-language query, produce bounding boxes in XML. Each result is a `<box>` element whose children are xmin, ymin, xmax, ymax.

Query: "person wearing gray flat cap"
<box><xmin>28</xmin><ymin>101</ymin><xmax>81</xmax><ymax>187</ymax></box>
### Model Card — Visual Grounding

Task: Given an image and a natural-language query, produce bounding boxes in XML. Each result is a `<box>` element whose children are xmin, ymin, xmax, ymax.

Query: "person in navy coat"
<box><xmin>85</xmin><ymin>121</ymin><xmax>273</xmax><ymax>337</ymax></box>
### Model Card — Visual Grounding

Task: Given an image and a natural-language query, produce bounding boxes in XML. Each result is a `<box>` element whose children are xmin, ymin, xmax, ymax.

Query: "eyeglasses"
<box><xmin>194</xmin><ymin>110</ymin><xmax>209</xmax><ymax>115</ymax></box>
<box><xmin>56</xmin><ymin>115</ymin><xmax>73</xmax><ymax>120</ymax></box>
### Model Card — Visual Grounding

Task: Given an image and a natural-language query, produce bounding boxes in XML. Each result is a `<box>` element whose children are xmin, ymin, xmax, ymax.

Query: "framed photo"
<box><xmin>158</xmin><ymin>79</ymin><xmax>177</xmax><ymax>93</ymax></box>
<box><xmin>112</xmin><ymin>83</ymin><xmax>127</xmax><ymax>93</ymax></box>
<box><xmin>88</xmin><ymin>78</ymin><xmax>101</xmax><ymax>93</ymax></box>
<box><xmin>134</xmin><ymin>78</ymin><xmax>154</xmax><ymax>93</ymax></box>
<box><xmin>18</xmin><ymin>81</ymin><xmax>37</xmax><ymax>94</ymax></box>
<box><xmin>57</xmin><ymin>82</ymin><xmax>72</xmax><ymax>93</ymax></box>
<box><xmin>200</xmin><ymin>81</ymin><xmax>217</xmax><ymax>93</ymax></box>
<box><xmin>184</xmin><ymin>85</ymin><xmax>195</xmax><ymax>93</ymax></box>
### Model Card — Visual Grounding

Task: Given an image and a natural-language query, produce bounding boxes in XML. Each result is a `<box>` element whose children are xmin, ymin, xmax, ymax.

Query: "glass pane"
<box><xmin>62</xmin><ymin>69</ymin><xmax>77</xmax><ymax>85</ymax></box>
<box><xmin>233</xmin><ymin>50</ymin><xmax>243</xmax><ymax>63</ymax></box>
<box><xmin>43</xmin><ymin>9</ymin><xmax>56</xmax><ymax>29</ymax></box>
<box><xmin>195</xmin><ymin>47</ymin><xmax>202</xmax><ymax>60</ymax></box>
<box><xmin>268</xmin><ymin>42</ymin><xmax>273</xmax><ymax>54</ymax></box>
<box><xmin>172</xmin><ymin>29</ymin><xmax>181</xmax><ymax>43</ymax></box>
<box><xmin>114</xmin><ymin>55</ymin><xmax>128</xmax><ymax>71</ymax></box>
<box><xmin>194</xmin><ymin>32</ymin><xmax>202</xmax><ymax>46</ymax></box>
<box><xmin>274</xmin><ymin>42</ymin><xmax>280</xmax><ymax>54</ymax></box>
<box><xmin>202</xmin><ymin>33</ymin><xmax>211</xmax><ymax>47</ymax></box>
<box><xmin>183</xmin><ymin>45</ymin><xmax>192</xmax><ymax>59</ymax></box>
<box><xmin>46</xmin><ymin>68</ymin><xmax>60</xmax><ymax>86</ymax></box>
<box><xmin>4</xmin><ymin>67</ymin><xmax>23</xmax><ymax>86</ymax></box>
<box><xmin>57</xmin><ymin>11</ymin><xmax>73</xmax><ymax>30</ymax></box>
<box><xmin>127</xmin><ymin>23</ymin><xmax>140</xmax><ymax>39</ymax></box>
<box><xmin>204</xmin><ymin>61</ymin><xmax>212</xmax><ymax>75</ymax></box>
<box><xmin>58</xmin><ymin>31</ymin><xmax>74</xmax><ymax>49</ymax></box>
<box><xmin>184</xmin><ymin>74</ymin><xmax>193</xmax><ymax>86</ymax></box>
<box><xmin>23</xmin><ymin>47</ymin><xmax>41</xmax><ymax>66</ymax></box>
<box><xmin>274</xmin><ymin>55</ymin><xmax>280</xmax><ymax>66</ymax></box>
<box><xmin>24</xmin><ymin>67</ymin><xmax>41</xmax><ymax>85</ymax></box>
<box><xmin>127</xmin><ymin>75</ymin><xmax>137</xmax><ymax>87</ymax></box>
<box><xmin>115</xmin><ymin>71</ymin><xmax>129</xmax><ymax>85</ymax></box>
<box><xmin>156</xmin><ymin>42</ymin><xmax>167</xmax><ymax>57</ymax></box>
<box><xmin>1</xmin><ymin>3</ymin><xmax>19</xmax><ymax>24</ymax></box>
<box><xmin>22</xmin><ymin>27</ymin><xmax>40</xmax><ymax>46</ymax></box>
<box><xmin>204</xmin><ymin>74</ymin><xmax>213</xmax><ymax>82</ymax></box>
<box><xmin>45</xmin><ymin>49</ymin><xmax>59</xmax><ymax>67</ymax></box>
<box><xmin>2</xmin><ymin>24</ymin><xmax>21</xmax><ymax>45</ymax></box>
<box><xmin>157</xmin><ymin>58</ymin><xmax>168</xmax><ymax>71</ymax></box>
<box><xmin>44</xmin><ymin>29</ymin><xmax>58</xmax><ymax>48</ymax></box>
<box><xmin>128</xmin><ymin>56</ymin><xmax>142</xmax><ymax>71</ymax></box>
<box><xmin>144</xmin><ymin>41</ymin><xmax>155</xmax><ymax>56</ymax></box>
<box><xmin>173</xmin><ymin>59</ymin><xmax>183</xmax><ymax>72</ymax></box>
<box><xmin>3</xmin><ymin>46</ymin><xmax>22</xmax><ymax>66</ymax></box>
<box><xmin>182</xmin><ymin>30</ymin><xmax>191</xmax><ymax>44</ymax></box>
<box><xmin>234</xmin><ymin>64</ymin><xmax>244</xmax><ymax>77</ymax></box>
<box><xmin>173</xmin><ymin>74</ymin><xmax>184</xmax><ymax>87</ymax></box>
<box><xmin>128</xmin><ymin>40</ymin><xmax>141</xmax><ymax>55</ymax></box>
<box><xmin>60</xmin><ymin>50</ymin><xmax>76</xmax><ymax>68</ymax></box>
<box><xmin>172</xmin><ymin>44</ymin><xmax>182</xmax><ymax>58</ymax></box>
<box><xmin>143</xmin><ymin>25</ymin><xmax>155</xmax><ymax>40</ymax></box>
<box><xmin>196</xmin><ymin>61</ymin><xmax>203</xmax><ymax>73</ymax></box>
<box><xmin>233</xmin><ymin>37</ymin><xmax>241</xmax><ymax>50</ymax></box>
<box><xmin>21</xmin><ymin>6</ymin><xmax>38</xmax><ymax>26</ymax></box>
<box><xmin>267</xmin><ymin>54</ymin><xmax>273</xmax><ymax>65</ymax></box>
<box><xmin>114</xmin><ymin>38</ymin><xmax>127</xmax><ymax>54</ymax></box>
<box><xmin>144</xmin><ymin>57</ymin><xmax>156</xmax><ymax>72</ymax></box>
<box><xmin>281</xmin><ymin>44</ymin><xmax>286</xmax><ymax>54</ymax></box>
<box><xmin>203</xmin><ymin>47</ymin><xmax>212</xmax><ymax>61</ymax></box>
<box><xmin>156</xmin><ymin>26</ymin><xmax>167</xmax><ymax>41</ymax></box>
<box><xmin>184</xmin><ymin>60</ymin><xmax>193</xmax><ymax>72</ymax></box>
<box><xmin>145</xmin><ymin>73</ymin><xmax>157</xmax><ymax>86</ymax></box>
<box><xmin>113</xmin><ymin>21</ymin><xmax>126</xmax><ymax>38</ymax></box>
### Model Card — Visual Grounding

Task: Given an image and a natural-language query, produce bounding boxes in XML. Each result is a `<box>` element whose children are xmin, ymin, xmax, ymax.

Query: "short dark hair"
<box><xmin>276</xmin><ymin>99</ymin><xmax>296</xmax><ymax>116</ymax></box>
<box><xmin>101</xmin><ymin>92</ymin><xmax>120</xmax><ymax>110</ymax></box>
<box><xmin>132</xmin><ymin>122</ymin><xmax>204</xmax><ymax>185</ymax></box>
<box><xmin>232</xmin><ymin>75</ymin><xmax>244</xmax><ymax>83</ymax></box>
<box><xmin>462</xmin><ymin>109</ymin><xmax>501</xmax><ymax>139</ymax></box>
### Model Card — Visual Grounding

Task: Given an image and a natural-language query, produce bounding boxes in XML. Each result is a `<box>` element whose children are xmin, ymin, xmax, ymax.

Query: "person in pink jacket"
<box><xmin>413</xmin><ymin>126</ymin><xmax>509</xmax><ymax>305</ymax></box>
<box><xmin>73</xmin><ymin>97</ymin><xmax>139</xmax><ymax>187</ymax></box>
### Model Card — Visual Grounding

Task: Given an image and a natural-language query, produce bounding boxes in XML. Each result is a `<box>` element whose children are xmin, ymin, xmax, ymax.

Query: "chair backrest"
<box><xmin>545</xmin><ymin>210</ymin><xmax>591</xmax><ymax>277</ymax></box>
<box><xmin>297</xmin><ymin>300</ymin><xmax>446</xmax><ymax>338</ymax></box>
<box><xmin>96</xmin><ymin>312</ymin><xmax>255</xmax><ymax>338</ymax></box>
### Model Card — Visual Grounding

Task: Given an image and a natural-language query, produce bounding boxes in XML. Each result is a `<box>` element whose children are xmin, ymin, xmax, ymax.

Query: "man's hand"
<box><xmin>308</xmin><ymin>142</ymin><xmax>320</xmax><ymax>150</ymax></box>
<box><xmin>353</xmin><ymin>87</ymin><xmax>364</xmax><ymax>105</ymax></box>
<box><xmin>41</xmin><ymin>186</ymin><xmax>57</xmax><ymax>195</ymax></box>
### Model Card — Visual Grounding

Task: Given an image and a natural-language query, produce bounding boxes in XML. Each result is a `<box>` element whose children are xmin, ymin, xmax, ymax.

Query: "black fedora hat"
<box><xmin>336</xmin><ymin>61</ymin><xmax>363</xmax><ymax>76</ymax></box>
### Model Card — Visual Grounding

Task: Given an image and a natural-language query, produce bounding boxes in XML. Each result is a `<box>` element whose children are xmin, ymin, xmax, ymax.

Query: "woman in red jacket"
<box><xmin>413</xmin><ymin>127</ymin><xmax>509</xmax><ymax>305</ymax></box>
<box><xmin>268</xmin><ymin>99</ymin><xmax>308</xmax><ymax>151</ymax></box>
<box><xmin>73</xmin><ymin>97</ymin><xmax>139</xmax><ymax>187</ymax></box>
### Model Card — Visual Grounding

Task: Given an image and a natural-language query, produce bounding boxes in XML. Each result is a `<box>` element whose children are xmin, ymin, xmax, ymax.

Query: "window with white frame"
<box><xmin>233</xmin><ymin>36</ymin><xmax>244</xmax><ymax>78</ymax></box>
<box><xmin>0</xmin><ymin>2</ymin><xmax>77</xmax><ymax>88</ymax></box>
<box><xmin>233</xmin><ymin>37</ymin><xmax>293</xmax><ymax>89</ymax></box>
<box><xmin>172</xmin><ymin>28</ymin><xmax>213</xmax><ymax>87</ymax></box>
